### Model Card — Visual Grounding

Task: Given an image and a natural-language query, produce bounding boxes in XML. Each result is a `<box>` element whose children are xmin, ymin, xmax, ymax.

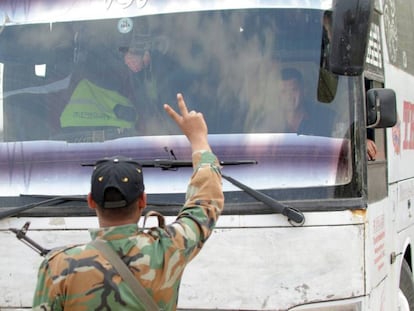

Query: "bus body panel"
<box><xmin>1</xmin><ymin>214</ymin><xmax>365</xmax><ymax>310</ymax></box>
<box><xmin>384</xmin><ymin>67</ymin><xmax>414</xmax><ymax>184</ymax></box>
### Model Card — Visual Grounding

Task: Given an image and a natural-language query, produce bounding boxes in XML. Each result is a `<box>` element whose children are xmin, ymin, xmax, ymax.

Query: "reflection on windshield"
<box><xmin>0</xmin><ymin>9</ymin><xmax>350</xmax><ymax>141</ymax></box>
<box><xmin>0</xmin><ymin>8</ymin><xmax>354</xmax><ymax>197</ymax></box>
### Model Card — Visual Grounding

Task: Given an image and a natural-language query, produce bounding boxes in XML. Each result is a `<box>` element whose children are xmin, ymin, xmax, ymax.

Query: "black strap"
<box><xmin>90</xmin><ymin>239</ymin><xmax>160</xmax><ymax>311</ymax></box>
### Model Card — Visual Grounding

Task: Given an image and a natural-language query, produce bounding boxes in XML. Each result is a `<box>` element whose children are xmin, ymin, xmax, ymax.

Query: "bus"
<box><xmin>0</xmin><ymin>0</ymin><xmax>411</xmax><ymax>310</ymax></box>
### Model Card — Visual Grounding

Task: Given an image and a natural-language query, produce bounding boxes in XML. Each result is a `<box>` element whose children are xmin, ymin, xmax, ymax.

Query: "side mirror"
<box><xmin>329</xmin><ymin>0</ymin><xmax>374</xmax><ymax>76</ymax></box>
<box><xmin>366</xmin><ymin>88</ymin><xmax>397</xmax><ymax>128</ymax></box>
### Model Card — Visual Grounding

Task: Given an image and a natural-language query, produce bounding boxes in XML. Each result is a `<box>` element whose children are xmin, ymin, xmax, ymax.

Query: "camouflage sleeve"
<box><xmin>166</xmin><ymin>150</ymin><xmax>224</xmax><ymax>261</ymax></box>
<box><xmin>32</xmin><ymin>250</ymin><xmax>64</xmax><ymax>310</ymax></box>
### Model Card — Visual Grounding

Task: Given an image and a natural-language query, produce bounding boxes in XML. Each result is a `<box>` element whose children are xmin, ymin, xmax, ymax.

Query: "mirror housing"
<box><xmin>366</xmin><ymin>88</ymin><xmax>397</xmax><ymax>128</ymax></box>
<box><xmin>329</xmin><ymin>0</ymin><xmax>374</xmax><ymax>76</ymax></box>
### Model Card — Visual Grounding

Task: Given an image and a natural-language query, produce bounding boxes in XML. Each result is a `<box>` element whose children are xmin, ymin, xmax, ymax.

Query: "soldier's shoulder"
<box><xmin>45</xmin><ymin>243</ymin><xmax>86</xmax><ymax>261</ymax></box>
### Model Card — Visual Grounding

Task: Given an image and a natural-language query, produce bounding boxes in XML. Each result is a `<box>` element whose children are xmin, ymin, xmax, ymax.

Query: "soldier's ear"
<box><xmin>138</xmin><ymin>192</ymin><xmax>147</xmax><ymax>211</ymax></box>
<box><xmin>87</xmin><ymin>193</ymin><xmax>98</xmax><ymax>210</ymax></box>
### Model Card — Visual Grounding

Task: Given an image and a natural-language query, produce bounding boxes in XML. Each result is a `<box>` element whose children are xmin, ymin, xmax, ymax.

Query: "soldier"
<box><xmin>33</xmin><ymin>93</ymin><xmax>224</xmax><ymax>310</ymax></box>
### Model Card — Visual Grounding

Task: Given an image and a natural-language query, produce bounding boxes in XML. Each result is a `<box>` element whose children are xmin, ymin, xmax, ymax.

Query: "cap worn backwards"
<box><xmin>91</xmin><ymin>156</ymin><xmax>144</xmax><ymax>208</ymax></box>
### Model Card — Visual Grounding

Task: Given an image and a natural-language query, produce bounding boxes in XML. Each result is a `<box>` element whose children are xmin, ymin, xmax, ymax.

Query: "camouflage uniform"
<box><xmin>33</xmin><ymin>151</ymin><xmax>223</xmax><ymax>311</ymax></box>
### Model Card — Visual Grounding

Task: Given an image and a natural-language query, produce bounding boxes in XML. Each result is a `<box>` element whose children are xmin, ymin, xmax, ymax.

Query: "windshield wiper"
<box><xmin>0</xmin><ymin>195</ymin><xmax>86</xmax><ymax>220</ymax></box>
<box><xmin>1</xmin><ymin>193</ymin><xmax>185</xmax><ymax>220</ymax></box>
<box><xmin>107</xmin><ymin>158</ymin><xmax>305</xmax><ymax>226</ymax></box>
<box><xmin>221</xmin><ymin>174</ymin><xmax>305</xmax><ymax>226</ymax></box>
<box><xmin>82</xmin><ymin>159</ymin><xmax>258</xmax><ymax>169</ymax></box>
<box><xmin>142</xmin><ymin>159</ymin><xmax>259</xmax><ymax>169</ymax></box>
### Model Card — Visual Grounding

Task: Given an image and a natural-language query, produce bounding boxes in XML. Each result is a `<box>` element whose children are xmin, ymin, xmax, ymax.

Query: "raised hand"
<box><xmin>164</xmin><ymin>93</ymin><xmax>210</xmax><ymax>152</ymax></box>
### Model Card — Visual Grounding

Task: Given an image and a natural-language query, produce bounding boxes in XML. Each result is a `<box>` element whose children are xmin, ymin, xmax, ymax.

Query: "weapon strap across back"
<box><xmin>90</xmin><ymin>239</ymin><xmax>160</xmax><ymax>311</ymax></box>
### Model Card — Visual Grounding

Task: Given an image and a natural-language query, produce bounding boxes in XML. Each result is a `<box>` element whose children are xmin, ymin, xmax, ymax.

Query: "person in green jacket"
<box><xmin>59</xmin><ymin>18</ymin><xmax>156</xmax><ymax>141</ymax></box>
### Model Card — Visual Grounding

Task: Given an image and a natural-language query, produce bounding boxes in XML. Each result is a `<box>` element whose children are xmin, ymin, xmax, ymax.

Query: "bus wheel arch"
<box><xmin>399</xmin><ymin>251</ymin><xmax>414</xmax><ymax>311</ymax></box>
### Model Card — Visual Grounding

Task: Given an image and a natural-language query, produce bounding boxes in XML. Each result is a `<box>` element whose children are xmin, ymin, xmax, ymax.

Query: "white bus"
<box><xmin>0</xmin><ymin>0</ymin><xmax>412</xmax><ymax>310</ymax></box>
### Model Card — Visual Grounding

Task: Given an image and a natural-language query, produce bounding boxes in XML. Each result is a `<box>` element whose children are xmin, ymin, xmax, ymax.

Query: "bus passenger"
<box><xmin>58</xmin><ymin>19</ymin><xmax>158</xmax><ymax>141</ymax></box>
<box><xmin>281</xmin><ymin>67</ymin><xmax>335</xmax><ymax>136</ymax></box>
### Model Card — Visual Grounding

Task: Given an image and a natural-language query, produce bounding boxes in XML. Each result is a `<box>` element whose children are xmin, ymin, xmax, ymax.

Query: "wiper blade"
<box><xmin>221</xmin><ymin>174</ymin><xmax>305</xmax><ymax>226</ymax></box>
<box><xmin>82</xmin><ymin>159</ymin><xmax>258</xmax><ymax>169</ymax></box>
<box><xmin>0</xmin><ymin>195</ymin><xmax>86</xmax><ymax>220</ymax></box>
<box><xmin>142</xmin><ymin>159</ymin><xmax>258</xmax><ymax>169</ymax></box>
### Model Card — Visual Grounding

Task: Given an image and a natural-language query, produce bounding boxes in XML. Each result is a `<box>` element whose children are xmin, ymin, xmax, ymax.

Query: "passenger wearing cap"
<box><xmin>58</xmin><ymin>18</ymin><xmax>155</xmax><ymax>141</ymax></box>
<box><xmin>33</xmin><ymin>93</ymin><xmax>224</xmax><ymax>311</ymax></box>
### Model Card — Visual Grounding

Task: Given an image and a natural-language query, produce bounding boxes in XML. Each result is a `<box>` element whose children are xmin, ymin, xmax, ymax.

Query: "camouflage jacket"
<box><xmin>32</xmin><ymin>151</ymin><xmax>224</xmax><ymax>311</ymax></box>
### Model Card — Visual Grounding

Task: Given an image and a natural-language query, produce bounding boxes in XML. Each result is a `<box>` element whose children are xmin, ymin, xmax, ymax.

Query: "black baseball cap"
<box><xmin>91</xmin><ymin>156</ymin><xmax>144</xmax><ymax>208</ymax></box>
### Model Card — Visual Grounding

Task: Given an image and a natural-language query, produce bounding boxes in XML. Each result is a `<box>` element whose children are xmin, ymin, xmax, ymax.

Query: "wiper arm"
<box><xmin>221</xmin><ymin>174</ymin><xmax>305</xmax><ymax>226</ymax></box>
<box><xmin>0</xmin><ymin>195</ymin><xmax>86</xmax><ymax>220</ymax></box>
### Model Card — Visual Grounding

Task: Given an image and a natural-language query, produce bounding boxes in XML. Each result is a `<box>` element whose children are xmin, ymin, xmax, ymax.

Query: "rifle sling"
<box><xmin>90</xmin><ymin>239</ymin><xmax>160</xmax><ymax>311</ymax></box>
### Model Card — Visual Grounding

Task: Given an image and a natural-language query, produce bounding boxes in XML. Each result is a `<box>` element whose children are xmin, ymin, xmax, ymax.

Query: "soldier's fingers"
<box><xmin>163</xmin><ymin>104</ymin><xmax>181</xmax><ymax>123</ymax></box>
<box><xmin>176</xmin><ymin>93</ymin><xmax>189</xmax><ymax>116</ymax></box>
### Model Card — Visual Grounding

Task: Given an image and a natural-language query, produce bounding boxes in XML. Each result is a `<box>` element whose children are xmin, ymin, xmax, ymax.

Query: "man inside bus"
<box><xmin>281</xmin><ymin>67</ymin><xmax>335</xmax><ymax>136</ymax></box>
<box><xmin>33</xmin><ymin>93</ymin><xmax>224</xmax><ymax>310</ymax></box>
<box><xmin>58</xmin><ymin>18</ymin><xmax>158</xmax><ymax>141</ymax></box>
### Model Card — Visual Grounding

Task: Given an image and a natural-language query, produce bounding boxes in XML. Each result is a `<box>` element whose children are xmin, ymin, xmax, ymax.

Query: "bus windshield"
<box><xmin>0</xmin><ymin>3</ymin><xmax>357</xmax><ymax>204</ymax></box>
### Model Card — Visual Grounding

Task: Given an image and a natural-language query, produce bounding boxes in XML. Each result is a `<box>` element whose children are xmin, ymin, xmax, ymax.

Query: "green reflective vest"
<box><xmin>60</xmin><ymin>79</ymin><xmax>136</xmax><ymax>128</ymax></box>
